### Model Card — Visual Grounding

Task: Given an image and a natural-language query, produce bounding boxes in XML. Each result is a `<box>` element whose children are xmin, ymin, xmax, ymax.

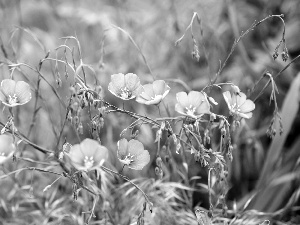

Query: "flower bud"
<box><xmin>156</xmin><ymin>157</ymin><xmax>162</xmax><ymax>167</ymax></box>
<box><xmin>231</xmin><ymin>85</ymin><xmax>241</xmax><ymax>95</ymax></box>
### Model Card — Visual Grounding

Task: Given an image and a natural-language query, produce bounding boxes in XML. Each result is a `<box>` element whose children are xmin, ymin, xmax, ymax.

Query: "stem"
<box><xmin>212</xmin><ymin>14</ymin><xmax>285</xmax><ymax>84</ymax></box>
<box><xmin>100</xmin><ymin>165</ymin><xmax>153</xmax><ymax>209</ymax></box>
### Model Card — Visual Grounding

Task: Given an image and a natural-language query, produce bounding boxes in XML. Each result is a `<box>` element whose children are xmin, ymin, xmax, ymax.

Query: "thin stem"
<box><xmin>212</xmin><ymin>14</ymin><xmax>285</xmax><ymax>84</ymax></box>
<box><xmin>109</xmin><ymin>24</ymin><xmax>155</xmax><ymax>81</ymax></box>
<box><xmin>253</xmin><ymin>54</ymin><xmax>300</xmax><ymax>103</ymax></box>
<box><xmin>100</xmin><ymin>165</ymin><xmax>153</xmax><ymax>209</ymax></box>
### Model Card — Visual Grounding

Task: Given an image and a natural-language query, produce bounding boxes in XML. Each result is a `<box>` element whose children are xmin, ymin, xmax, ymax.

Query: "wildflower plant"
<box><xmin>0</xmin><ymin>6</ymin><xmax>297</xmax><ymax>225</ymax></box>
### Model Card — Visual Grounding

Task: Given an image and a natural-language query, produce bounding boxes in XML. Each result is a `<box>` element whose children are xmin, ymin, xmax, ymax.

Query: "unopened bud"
<box><xmin>221</xmin><ymin>127</ymin><xmax>226</xmax><ymax>138</ymax></box>
<box><xmin>231</xmin><ymin>85</ymin><xmax>241</xmax><ymax>95</ymax></box>
<box><xmin>156</xmin><ymin>157</ymin><xmax>162</xmax><ymax>167</ymax></box>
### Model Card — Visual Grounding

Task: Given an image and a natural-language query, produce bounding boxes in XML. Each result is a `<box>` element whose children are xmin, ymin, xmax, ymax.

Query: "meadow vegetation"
<box><xmin>0</xmin><ymin>1</ymin><xmax>300</xmax><ymax>224</ymax></box>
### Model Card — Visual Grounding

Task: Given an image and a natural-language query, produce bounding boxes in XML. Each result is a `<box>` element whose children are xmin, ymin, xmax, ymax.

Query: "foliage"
<box><xmin>0</xmin><ymin>1</ymin><xmax>300</xmax><ymax>225</ymax></box>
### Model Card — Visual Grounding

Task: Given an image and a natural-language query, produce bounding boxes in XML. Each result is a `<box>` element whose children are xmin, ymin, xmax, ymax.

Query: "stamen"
<box><xmin>185</xmin><ymin>105</ymin><xmax>196</xmax><ymax>117</ymax></box>
<box><xmin>8</xmin><ymin>94</ymin><xmax>18</xmax><ymax>105</ymax></box>
<box><xmin>84</xmin><ymin>156</ymin><xmax>94</xmax><ymax>169</ymax></box>
<box><xmin>120</xmin><ymin>87</ymin><xmax>132</xmax><ymax>99</ymax></box>
<box><xmin>122</xmin><ymin>153</ymin><xmax>135</xmax><ymax>165</ymax></box>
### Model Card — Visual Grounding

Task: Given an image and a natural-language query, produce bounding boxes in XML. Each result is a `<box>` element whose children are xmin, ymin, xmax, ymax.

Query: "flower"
<box><xmin>108</xmin><ymin>73</ymin><xmax>142</xmax><ymax>100</ymax></box>
<box><xmin>67</xmin><ymin>138</ymin><xmax>109</xmax><ymax>172</ymax></box>
<box><xmin>117</xmin><ymin>139</ymin><xmax>150</xmax><ymax>170</ymax></box>
<box><xmin>0</xmin><ymin>79</ymin><xmax>32</xmax><ymax>107</ymax></box>
<box><xmin>136</xmin><ymin>80</ymin><xmax>170</xmax><ymax>105</ymax></box>
<box><xmin>223</xmin><ymin>91</ymin><xmax>255</xmax><ymax>119</ymax></box>
<box><xmin>175</xmin><ymin>91</ymin><xmax>210</xmax><ymax>118</ymax></box>
<box><xmin>0</xmin><ymin>134</ymin><xmax>16</xmax><ymax>165</ymax></box>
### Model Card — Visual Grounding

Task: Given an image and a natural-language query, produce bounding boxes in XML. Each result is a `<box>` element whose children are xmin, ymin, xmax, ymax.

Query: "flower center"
<box><xmin>8</xmin><ymin>94</ymin><xmax>18</xmax><ymax>105</ymax></box>
<box><xmin>151</xmin><ymin>95</ymin><xmax>157</xmax><ymax>100</ymax></box>
<box><xmin>151</xmin><ymin>94</ymin><xmax>162</xmax><ymax>100</ymax></box>
<box><xmin>120</xmin><ymin>87</ymin><xmax>132</xmax><ymax>99</ymax></box>
<box><xmin>84</xmin><ymin>156</ymin><xmax>94</xmax><ymax>169</ymax></box>
<box><xmin>185</xmin><ymin>105</ymin><xmax>196</xmax><ymax>117</ymax></box>
<box><xmin>122</xmin><ymin>153</ymin><xmax>135</xmax><ymax>165</ymax></box>
<box><xmin>231</xmin><ymin>103</ymin><xmax>241</xmax><ymax>113</ymax></box>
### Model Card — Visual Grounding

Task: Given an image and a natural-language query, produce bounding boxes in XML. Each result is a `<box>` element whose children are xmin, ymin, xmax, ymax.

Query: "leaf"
<box><xmin>247</xmin><ymin>72</ymin><xmax>300</xmax><ymax>212</ymax></box>
<box><xmin>257</xmin><ymin>72</ymin><xmax>300</xmax><ymax>188</ymax></box>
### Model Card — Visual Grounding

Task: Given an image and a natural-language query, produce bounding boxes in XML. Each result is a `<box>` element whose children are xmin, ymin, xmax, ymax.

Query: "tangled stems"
<box><xmin>100</xmin><ymin>166</ymin><xmax>153</xmax><ymax>211</ymax></box>
<box><xmin>0</xmin><ymin>125</ymin><xmax>152</xmax><ymax>209</ymax></box>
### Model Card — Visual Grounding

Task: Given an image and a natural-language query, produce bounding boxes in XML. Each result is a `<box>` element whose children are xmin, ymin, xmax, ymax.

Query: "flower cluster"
<box><xmin>64</xmin><ymin>74</ymin><xmax>256</xmax><ymax>173</ymax></box>
<box><xmin>108</xmin><ymin>73</ymin><xmax>255</xmax><ymax>121</ymax></box>
<box><xmin>108</xmin><ymin>73</ymin><xmax>169</xmax><ymax>105</ymax></box>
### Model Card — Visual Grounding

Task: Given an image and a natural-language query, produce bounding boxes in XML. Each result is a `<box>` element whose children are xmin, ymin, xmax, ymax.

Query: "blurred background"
<box><xmin>0</xmin><ymin>0</ymin><xmax>300</xmax><ymax>224</ymax></box>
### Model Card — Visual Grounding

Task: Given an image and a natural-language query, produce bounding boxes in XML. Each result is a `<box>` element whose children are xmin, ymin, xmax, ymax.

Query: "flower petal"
<box><xmin>152</xmin><ymin>80</ymin><xmax>170</xmax><ymax>96</ymax></box>
<box><xmin>188</xmin><ymin>91</ymin><xmax>205</xmax><ymax>108</ymax></box>
<box><xmin>237</xmin><ymin>112</ymin><xmax>253</xmax><ymax>119</ymax></box>
<box><xmin>139</xmin><ymin>84</ymin><xmax>154</xmax><ymax>100</ymax></box>
<box><xmin>0</xmin><ymin>79</ymin><xmax>16</xmax><ymax>97</ymax></box>
<box><xmin>208</xmin><ymin>96</ymin><xmax>218</xmax><ymax>105</ymax></box>
<box><xmin>239</xmin><ymin>99</ymin><xmax>255</xmax><ymax>113</ymax></box>
<box><xmin>233</xmin><ymin>92</ymin><xmax>247</xmax><ymax>106</ymax></box>
<box><xmin>175</xmin><ymin>103</ymin><xmax>186</xmax><ymax>116</ymax></box>
<box><xmin>68</xmin><ymin>144</ymin><xmax>84</xmax><ymax>165</ymax></box>
<box><xmin>79</xmin><ymin>139</ymin><xmax>98</xmax><ymax>156</ymax></box>
<box><xmin>176</xmin><ymin>92</ymin><xmax>189</xmax><ymax>108</ymax></box>
<box><xmin>108</xmin><ymin>73</ymin><xmax>125</xmax><ymax>96</ymax></box>
<box><xmin>136</xmin><ymin>97</ymin><xmax>147</xmax><ymax>104</ymax></box>
<box><xmin>127</xmin><ymin>139</ymin><xmax>145</xmax><ymax>155</ymax></box>
<box><xmin>124</xmin><ymin>73</ymin><xmax>141</xmax><ymax>91</ymax></box>
<box><xmin>131</xmin><ymin>84</ymin><xmax>143</xmax><ymax>99</ymax></box>
<box><xmin>145</xmin><ymin>95</ymin><xmax>163</xmax><ymax>105</ymax></box>
<box><xmin>195</xmin><ymin>98</ymin><xmax>211</xmax><ymax>114</ymax></box>
<box><xmin>223</xmin><ymin>91</ymin><xmax>232</xmax><ymax>110</ymax></box>
<box><xmin>15</xmin><ymin>81</ymin><xmax>32</xmax><ymax>105</ymax></box>
<box><xmin>0</xmin><ymin>91</ymin><xmax>7</xmax><ymax>105</ymax></box>
<box><xmin>128</xmin><ymin>150</ymin><xmax>150</xmax><ymax>170</ymax></box>
<box><xmin>117</xmin><ymin>138</ymin><xmax>129</xmax><ymax>159</ymax></box>
<box><xmin>92</xmin><ymin>145</ymin><xmax>109</xmax><ymax>164</ymax></box>
<box><xmin>108</xmin><ymin>82</ymin><xmax>121</xmax><ymax>98</ymax></box>
<box><xmin>0</xmin><ymin>134</ymin><xmax>15</xmax><ymax>164</ymax></box>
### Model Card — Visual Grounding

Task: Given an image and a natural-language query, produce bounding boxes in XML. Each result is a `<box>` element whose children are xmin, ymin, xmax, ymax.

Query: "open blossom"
<box><xmin>67</xmin><ymin>138</ymin><xmax>109</xmax><ymax>172</ymax></box>
<box><xmin>0</xmin><ymin>79</ymin><xmax>32</xmax><ymax>107</ymax></box>
<box><xmin>175</xmin><ymin>91</ymin><xmax>210</xmax><ymax>118</ymax></box>
<box><xmin>223</xmin><ymin>91</ymin><xmax>255</xmax><ymax>119</ymax></box>
<box><xmin>108</xmin><ymin>73</ymin><xmax>142</xmax><ymax>100</ymax></box>
<box><xmin>136</xmin><ymin>80</ymin><xmax>170</xmax><ymax>105</ymax></box>
<box><xmin>117</xmin><ymin>139</ymin><xmax>150</xmax><ymax>170</ymax></box>
<box><xmin>0</xmin><ymin>134</ymin><xmax>16</xmax><ymax>165</ymax></box>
